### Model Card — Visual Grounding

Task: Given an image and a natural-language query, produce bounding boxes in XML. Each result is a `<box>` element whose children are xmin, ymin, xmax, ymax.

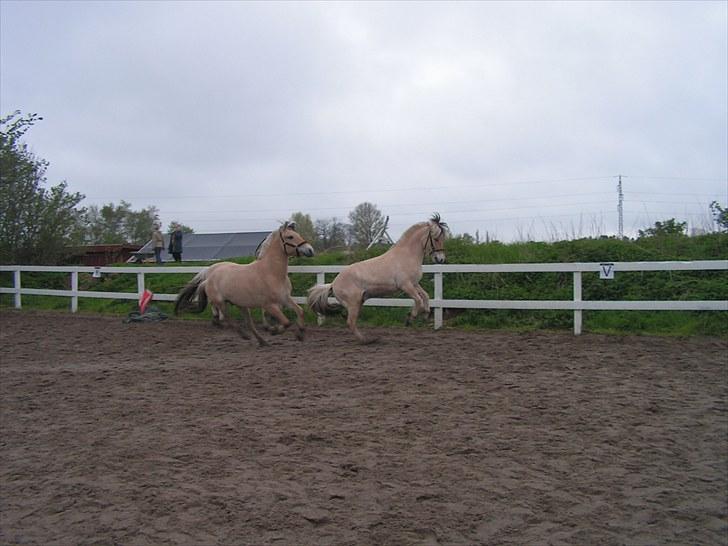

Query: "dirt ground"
<box><xmin>0</xmin><ymin>309</ymin><xmax>726</xmax><ymax>546</ymax></box>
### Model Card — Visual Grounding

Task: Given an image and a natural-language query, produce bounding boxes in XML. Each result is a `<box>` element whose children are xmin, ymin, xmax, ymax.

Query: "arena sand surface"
<box><xmin>0</xmin><ymin>309</ymin><xmax>726</xmax><ymax>545</ymax></box>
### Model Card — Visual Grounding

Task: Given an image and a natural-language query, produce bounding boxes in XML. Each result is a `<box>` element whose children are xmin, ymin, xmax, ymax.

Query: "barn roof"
<box><xmin>132</xmin><ymin>231</ymin><xmax>270</xmax><ymax>262</ymax></box>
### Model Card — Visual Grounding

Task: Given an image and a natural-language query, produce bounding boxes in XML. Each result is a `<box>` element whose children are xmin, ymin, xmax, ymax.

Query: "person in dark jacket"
<box><xmin>168</xmin><ymin>224</ymin><xmax>183</xmax><ymax>262</ymax></box>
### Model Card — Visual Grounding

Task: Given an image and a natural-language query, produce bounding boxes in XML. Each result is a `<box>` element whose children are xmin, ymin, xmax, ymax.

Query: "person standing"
<box><xmin>168</xmin><ymin>223</ymin><xmax>183</xmax><ymax>262</ymax></box>
<box><xmin>152</xmin><ymin>223</ymin><xmax>164</xmax><ymax>264</ymax></box>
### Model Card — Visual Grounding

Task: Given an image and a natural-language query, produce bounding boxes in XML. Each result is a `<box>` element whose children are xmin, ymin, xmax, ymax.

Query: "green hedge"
<box><xmin>2</xmin><ymin>233</ymin><xmax>726</xmax><ymax>336</ymax></box>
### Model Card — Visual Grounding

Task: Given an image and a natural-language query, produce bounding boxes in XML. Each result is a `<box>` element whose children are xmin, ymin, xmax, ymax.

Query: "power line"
<box><xmin>624</xmin><ymin>176</ymin><xmax>727</xmax><ymax>182</ymax></box>
<box><xmin>80</xmin><ymin>175</ymin><xmax>617</xmax><ymax>201</ymax></box>
<box><xmin>160</xmin><ymin>191</ymin><xmax>616</xmax><ymax>215</ymax></box>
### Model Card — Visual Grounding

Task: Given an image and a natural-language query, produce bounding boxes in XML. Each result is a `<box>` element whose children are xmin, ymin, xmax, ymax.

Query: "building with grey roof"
<box><xmin>131</xmin><ymin>231</ymin><xmax>270</xmax><ymax>263</ymax></box>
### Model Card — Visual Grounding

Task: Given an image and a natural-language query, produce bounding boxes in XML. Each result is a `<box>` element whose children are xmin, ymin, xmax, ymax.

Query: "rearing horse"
<box><xmin>307</xmin><ymin>213</ymin><xmax>448</xmax><ymax>343</ymax></box>
<box><xmin>174</xmin><ymin>222</ymin><xmax>314</xmax><ymax>346</ymax></box>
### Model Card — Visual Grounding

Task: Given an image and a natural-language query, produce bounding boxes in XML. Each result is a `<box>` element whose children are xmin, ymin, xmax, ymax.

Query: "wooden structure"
<box><xmin>72</xmin><ymin>244</ymin><xmax>142</xmax><ymax>266</ymax></box>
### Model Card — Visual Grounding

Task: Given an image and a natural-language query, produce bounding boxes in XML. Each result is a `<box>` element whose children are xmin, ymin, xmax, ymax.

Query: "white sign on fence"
<box><xmin>599</xmin><ymin>263</ymin><xmax>615</xmax><ymax>280</ymax></box>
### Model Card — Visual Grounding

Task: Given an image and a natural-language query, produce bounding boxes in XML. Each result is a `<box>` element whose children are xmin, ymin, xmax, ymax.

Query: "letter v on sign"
<box><xmin>599</xmin><ymin>263</ymin><xmax>615</xmax><ymax>280</ymax></box>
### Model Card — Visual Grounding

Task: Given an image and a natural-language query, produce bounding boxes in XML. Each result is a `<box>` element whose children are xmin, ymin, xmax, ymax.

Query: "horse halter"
<box><xmin>425</xmin><ymin>227</ymin><xmax>444</xmax><ymax>256</ymax></box>
<box><xmin>280</xmin><ymin>230</ymin><xmax>309</xmax><ymax>257</ymax></box>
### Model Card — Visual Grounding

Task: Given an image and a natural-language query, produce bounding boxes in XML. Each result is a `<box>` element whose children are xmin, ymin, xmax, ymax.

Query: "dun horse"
<box><xmin>308</xmin><ymin>214</ymin><xmax>448</xmax><ymax>343</ymax></box>
<box><xmin>174</xmin><ymin>222</ymin><xmax>314</xmax><ymax>346</ymax></box>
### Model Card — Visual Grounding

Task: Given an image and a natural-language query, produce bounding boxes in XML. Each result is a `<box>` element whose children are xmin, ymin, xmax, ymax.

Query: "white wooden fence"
<box><xmin>1</xmin><ymin>261</ymin><xmax>726</xmax><ymax>335</ymax></box>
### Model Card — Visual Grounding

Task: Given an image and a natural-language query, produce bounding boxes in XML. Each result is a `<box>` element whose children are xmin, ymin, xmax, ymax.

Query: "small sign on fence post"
<box><xmin>599</xmin><ymin>263</ymin><xmax>615</xmax><ymax>280</ymax></box>
<box><xmin>92</xmin><ymin>267</ymin><xmax>102</xmax><ymax>279</ymax></box>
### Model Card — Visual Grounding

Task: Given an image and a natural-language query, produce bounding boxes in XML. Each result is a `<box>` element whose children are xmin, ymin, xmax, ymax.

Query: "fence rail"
<box><xmin>2</xmin><ymin>261</ymin><xmax>726</xmax><ymax>335</ymax></box>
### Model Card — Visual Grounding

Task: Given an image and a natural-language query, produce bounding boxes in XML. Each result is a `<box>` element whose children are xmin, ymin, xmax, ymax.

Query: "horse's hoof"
<box><xmin>296</xmin><ymin>329</ymin><xmax>305</xmax><ymax>341</ymax></box>
<box><xmin>256</xmin><ymin>339</ymin><xmax>270</xmax><ymax>347</ymax></box>
<box><xmin>359</xmin><ymin>336</ymin><xmax>379</xmax><ymax>345</ymax></box>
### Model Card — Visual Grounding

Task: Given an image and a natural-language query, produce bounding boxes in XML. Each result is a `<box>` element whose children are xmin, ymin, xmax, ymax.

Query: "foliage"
<box><xmin>0</xmin><ymin>111</ymin><xmax>86</xmax><ymax>264</ymax></box>
<box><xmin>348</xmin><ymin>202</ymin><xmax>386</xmax><ymax>248</ymax></box>
<box><xmin>314</xmin><ymin>217</ymin><xmax>349</xmax><ymax>250</ymax></box>
<box><xmin>166</xmin><ymin>221</ymin><xmax>194</xmax><ymax>234</ymax></box>
<box><xmin>83</xmin><ymin>200</ymin><xmax>160</xmax><ymax>245</ymax></box>
<box><xmin>710</xmin><ymin>201</ymin><xmax>728</xmax><ymax>232</ymax></box>
<box><xmin>289</xmin><ymin>212</ymin><xmax>316</xmax><ymax>243</ymax></box>
<box><xmin>638</xmin><ymin>218</ymin><xmax>687</xmax><ymax>238</ymax></box>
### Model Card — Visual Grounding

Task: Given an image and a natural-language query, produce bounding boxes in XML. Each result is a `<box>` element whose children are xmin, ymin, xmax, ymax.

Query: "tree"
<box><xmin>124</xmin><ymin>206</ymin><xmax>160</xmax><ymax>245</ymax></box>
<box><xmin>289</xmin><ymin>212</ymin><xmax>316</xmax><ymax>243</ymax></box>
<box><xmin>710</xmin><ymin>201</ymin><xmax>728</xmax><ymax>232</ymax></box>
<box><xmin>0</xmin><ymin>111</ymin><xmax>85</xmax><ymax>264</ymax></box>
<box><xmin>637</xmin><ymin>218</ymin><xmax>687</xmax><ymax>238</ymax></box>
<box><xmin>348</xmin><ymin>202</ymin><xmax>386</xmax><ymax>248</ymax></box>
<box><xmin>166</xmin><ymin>221</ymin><xmax>194</xmax><ymax>234</ymax></box>
<box><xmin>456</xmin><ymin>233</ymin><xmax>476</xmax><ymax>244</ymax></box>
<box><xmin>84</xmin><ymin>202</ymin><xmax>130</xmax><ymax>244</ymax></box>
<box><xmin>83</xmin><ymin>201</ymin><xmax>160</xmax><ymax>245</ymax></box>
<box><xmin>314</xmin><ymin>217</ymin><xmax>349</xmax><ymax>250</ymax></box>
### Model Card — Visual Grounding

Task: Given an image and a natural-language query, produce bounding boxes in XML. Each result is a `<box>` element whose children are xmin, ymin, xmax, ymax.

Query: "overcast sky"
<box><xmin>1</xmin><ymin>0</ymin><xmax>726</xmax><ymax>241</ymax></box>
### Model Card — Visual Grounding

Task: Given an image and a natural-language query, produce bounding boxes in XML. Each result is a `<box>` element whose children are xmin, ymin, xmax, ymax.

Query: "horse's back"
<box><xmin>207</xmin><ymin>260</ymin><xmax>287</xmax><ymax>307</ymax></box>
<box><xmin>333</xmin><ymin>250</ymin><xmax>421</xmax><ymax>298</ymax></box>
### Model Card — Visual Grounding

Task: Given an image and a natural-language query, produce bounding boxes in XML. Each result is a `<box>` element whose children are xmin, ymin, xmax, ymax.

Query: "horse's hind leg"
<box><xmin>344</xmin><ymin>300</ymin><xmax>378</xmax><ymax>344</ymax></box>
<box><xmin>217</xmin><ymin>304</ymin><xmax>249</xmax><ymax>340</ymax></box>
<box><xmin>241</xmin><ymin>307</ymin><xmax>268</xmax><ymax>347</ymax></box>
<box><xmin>211</xmin><ymin>303</ymin><xmax>224</xmax><ymax>328</ymax></box>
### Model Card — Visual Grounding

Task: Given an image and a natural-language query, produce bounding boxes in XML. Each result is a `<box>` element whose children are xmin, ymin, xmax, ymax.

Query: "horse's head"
<box><xmin>280</xmin><ymin>221</ymin><xmax>314</xmax><ymax>258</ymax></box>
<box><xmin>427</xmin><ymin>213</ymin><xmax>448</xmax><ymax>264</ymax></box>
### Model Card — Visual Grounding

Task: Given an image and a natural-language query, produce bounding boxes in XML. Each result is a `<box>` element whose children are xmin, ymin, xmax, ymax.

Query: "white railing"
<box><xmin>1</xmin><ymin>261</ymin><xmax>726</xmax><ymax>335</ymax></box>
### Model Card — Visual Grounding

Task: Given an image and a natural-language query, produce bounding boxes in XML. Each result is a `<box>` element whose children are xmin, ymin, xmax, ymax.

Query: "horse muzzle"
<box><xmin>298</xmin><ymin>243</ymin><xmax>315</xmax><ymax>258</ymax></box>
<box><xmin>432</xmin><ymin>251</ymin><xmax>446</xmax><ymax>264</ymax></box>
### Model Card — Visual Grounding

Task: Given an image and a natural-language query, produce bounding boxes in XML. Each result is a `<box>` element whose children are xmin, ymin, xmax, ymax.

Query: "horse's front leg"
<box><xmin>401</xmin><ymin>282</ymin><xmax>426</xmax><ymax>326</ymax></box>
<box><xmin>262</xmin><ymin>304</ymin><xmax>289</xmax><ymax>336</ymax></box>
<box><xmin>264</xmin><ymin>303</ymin><xmax>304</xmax><ymax>342</ymax></box>
<box><xmin>230</xmin><ymin>305</ymin><xmax>251</xmax><ymax>340</ymax></box>
<box><xmin>283</xmin><ymin>296</ymin><xmax>306</xmax><ymax>341</ymax></box>
<box><xmin>261</xmin><ymin>310</ymin><xmax>277</xmax><ymax>332</ymax></box>
<box><xmin>415</xmin><ymin>284</ymin><xmax>430</xmax><ymax>316</ymax></box>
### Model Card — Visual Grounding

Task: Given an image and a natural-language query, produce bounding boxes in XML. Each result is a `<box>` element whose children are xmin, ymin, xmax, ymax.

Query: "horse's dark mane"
<box><xmin>399</xmin><ymin>213</ymin><xmax>448</xmax><ymax>241</ymax></box>
<box><xmin>430</xmin><ymin>212</ymin><xmax>450</xmax><ymax>231</ymax></box>
<box><xmin>430</xmin><ymin>212</ymin><xmax>449</xmax><ymax>236</ymax></box>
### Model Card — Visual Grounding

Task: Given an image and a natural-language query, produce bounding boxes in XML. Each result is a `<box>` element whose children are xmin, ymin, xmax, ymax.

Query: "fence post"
<box><xmin>13</xmin><ymin>270</ymin><xmax>21</xmax><ymax>309</ymax></box>
<box><xmin>434</xmin><ymin>272</ymin><xmax>443</xmax><ymax>330</ymax></box>
<box><xmin>137</xmin><ymin>272</ymin><xmax>145</xmax><ymax>301</ymax></box>
<box><xmin>70</xmin><ymin>270</ymin><xmax>79</xmax><ymax>313</ymax></box>
<box><xmin>316</xmin><ymin>272</ymin><xmax>325</xmax><ymax>325</ymax></box>
<box><xmin>573</xmin><ymin>271</ymin><xmax>582</xmax><ymax>335</ymax></box>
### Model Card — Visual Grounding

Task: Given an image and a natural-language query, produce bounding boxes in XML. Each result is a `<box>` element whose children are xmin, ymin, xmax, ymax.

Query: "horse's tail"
<box><xmin>174</xmin><ymin>269</ymin><xmax>209</xmax><ymax>315</ymax></box>
<box><xmin>307</xmin><ymin>283</ymin><xmax>340</xmax><ymax>316</ymax></box>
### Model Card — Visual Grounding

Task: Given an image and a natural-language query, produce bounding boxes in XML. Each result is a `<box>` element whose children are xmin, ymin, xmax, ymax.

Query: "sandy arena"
<box><xmin>1</xmin><ymin>309</ymin><xmax>726</xmax><ymax>545</ymax></box>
